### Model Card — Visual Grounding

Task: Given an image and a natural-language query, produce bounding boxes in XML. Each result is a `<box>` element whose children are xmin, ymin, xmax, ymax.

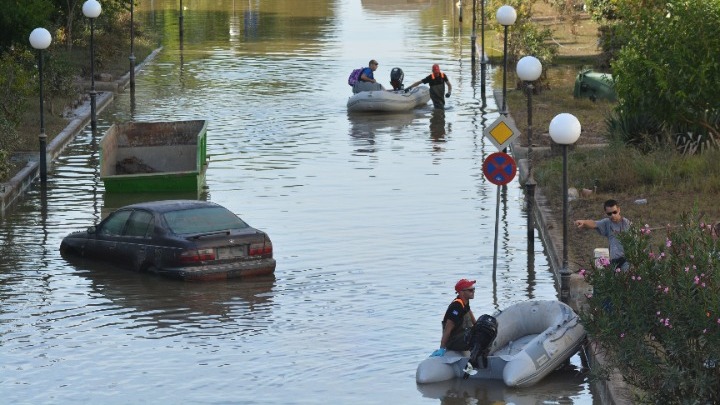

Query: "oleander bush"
<box><xmin>579</xmin><ymin>212</ymin><xmax>720</xmax><ymax>403</ymax></box>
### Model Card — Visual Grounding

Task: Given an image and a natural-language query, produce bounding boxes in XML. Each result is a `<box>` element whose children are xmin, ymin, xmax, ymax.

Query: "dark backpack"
<box><xmin>348</xmin><ymin>67</ymin><xmax>365</xmax><ymax>86</ymax></box>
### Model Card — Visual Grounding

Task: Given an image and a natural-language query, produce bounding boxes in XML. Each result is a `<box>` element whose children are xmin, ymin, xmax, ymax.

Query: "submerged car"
<box><xmin>60</xmin><ymin>200</ymin><xmax>275</xmax><ymax>281</ymax></box>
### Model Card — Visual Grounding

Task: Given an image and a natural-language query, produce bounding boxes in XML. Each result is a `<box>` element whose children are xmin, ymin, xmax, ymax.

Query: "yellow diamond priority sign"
<box><xmin>483</xmin><ymin>115</ymin><xmax>520</xmax><ymax>151</ymax></box>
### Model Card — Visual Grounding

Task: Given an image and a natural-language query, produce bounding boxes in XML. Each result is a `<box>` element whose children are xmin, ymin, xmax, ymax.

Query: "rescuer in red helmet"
<box><xmin>405</xmin><ymin>63</ymin><xmax>453</xmax><ymax>109</ymax></box>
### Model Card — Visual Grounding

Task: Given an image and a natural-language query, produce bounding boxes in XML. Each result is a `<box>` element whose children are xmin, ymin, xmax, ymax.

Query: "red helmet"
<box><xmin>432</xmin><ymin>64</ymin><xmax>441</xmax><ymax>74</ymax></box>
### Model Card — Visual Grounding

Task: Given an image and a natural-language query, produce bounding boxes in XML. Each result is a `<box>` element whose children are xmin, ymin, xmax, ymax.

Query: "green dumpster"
<box><xmin>573</xmin><ymin>69</ymin><xmax>616</xmax><ymax>102</ymax></box>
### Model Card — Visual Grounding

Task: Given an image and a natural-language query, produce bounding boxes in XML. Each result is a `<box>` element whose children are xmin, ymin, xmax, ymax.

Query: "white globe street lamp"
<box><xmin>549</xmin><ymin>113</ymin><xmax>581</xmax><ymax>302</ymax></box>
<box><xmin>29</xmin><ymin>28</ymin><xmax>52</xmax><ymax>183</ymax></box>
<box><xmin>496</xmin><ymin>5</ymin><xmax>516</xmax><ymax>115</ymax></box>
<box><xmin>516</xmin><ymin>55</ymin><xmax>542</xmax><ymax>248</ymax></box>
<box><xmin>83</xmin><ymin>0</ymin><xmax>102</xmax><ymax>131</ymax></box>
<box><xmin>516</xmin><ymin>56</ymin><xmax>542</xmax><ymax>82</ymax></box>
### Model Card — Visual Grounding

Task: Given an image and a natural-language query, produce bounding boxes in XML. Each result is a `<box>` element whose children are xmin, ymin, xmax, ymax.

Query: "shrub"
<box><xmin>580</xmin><ymin>212</ymin><xmax>720</xmax><ymax>403</ymax></box>
<box><xmin>0</xmin><ymin>115</ymin><xmax>20</xmax><ymax>179</ymax></box>
<box><xmin>611</xmin><ymin>0</ymin><xmax>720</xmax><ymax>153</ymax></box>
<box><xmin>0</xmin><ymin>49</ymin><xmax>34</xmax><ymax>124</ymax></box>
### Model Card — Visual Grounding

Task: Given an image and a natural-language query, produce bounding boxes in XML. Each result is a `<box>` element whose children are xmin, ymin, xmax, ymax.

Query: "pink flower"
<box><xmin>666</xmin><ymin>238</ymin><xmax>672</xmax><ymax>247</ymax></box>
<box><xmin>620</xmin><ymin>333</ymin><xmax>625</xmax><ymax>338</ymax></box>
<box><xmin>579</xmin><ymin>269</ymin><xmax>586</xmax><ymax>277</ymax></box>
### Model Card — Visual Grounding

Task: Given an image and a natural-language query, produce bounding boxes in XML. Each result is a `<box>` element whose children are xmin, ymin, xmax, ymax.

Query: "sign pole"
<box><xmin>482</xmin><ymin>152</ymin><xmax>517</xmax><ymax>277</ymax></box>
<box><xmin>492</xmin><ymin>184</ymin><xmax>501</xmax><ymax>278</ymax></box>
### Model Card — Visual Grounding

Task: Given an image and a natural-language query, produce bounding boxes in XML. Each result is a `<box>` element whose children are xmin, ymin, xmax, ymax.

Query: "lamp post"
<box><xmin>29</xmin><ymin>28</ymin><xmax>52</xmax><ymax>183</ymax></box>
<box><xmin>129</xmin><ymin>0</ymin><xmax>136</xmax><ymax>96</ymax></box>
<box><xmin>549</xmin><ymin>113</ymin><xmax>581</xmax><ymax>303</ymax></box>
<box><xmin>496</xmin><ymin>5</ymin><xmax>516</xmax><ymax>115</ymax></box>
<box><xmin>516</xmin><ymin>56</ymin><xmax>542</xmax><ymax>244</ymax></box>
<box><xmin>179</xmin><ymin>0</ymin><xmax>184</xmax><ymax>40</ymax></box>
<box><xmin>471</xmin><ymin>0</ymin><xmax>477</xmax><ymax>64</ymax></box>
<box><xmin>480</xmin><ymin>0</ymin><xmax>487</xmax><ymax>104</ymax></box>
<box><xmin>83</xmin><ymin>0</ymin><xmax>102</xmax><ymax>132</ymax></box>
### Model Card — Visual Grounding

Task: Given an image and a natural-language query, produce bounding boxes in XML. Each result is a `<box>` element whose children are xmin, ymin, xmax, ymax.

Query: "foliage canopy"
<box><xmin>589</xmin><ymin>0</ymin><xmax>720</xmax><ymax>153</ymax></box>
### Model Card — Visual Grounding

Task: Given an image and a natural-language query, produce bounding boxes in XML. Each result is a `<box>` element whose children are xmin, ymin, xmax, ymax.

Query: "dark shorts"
<box><xmin>446</xmin><ymin>328</ymin><xmax>471</xmax><ymax>351</ymax></box>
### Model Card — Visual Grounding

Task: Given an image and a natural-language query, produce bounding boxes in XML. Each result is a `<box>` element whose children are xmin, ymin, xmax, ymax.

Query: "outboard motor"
<box><xmin>463</xmin><ymin>314</ymin><xmax>498</xmax><ymax>379</ymax></box>
<box><xmin>390</xmin><ymin>67</ymin><xmax>404</xmax><ymax>90</ymax></box>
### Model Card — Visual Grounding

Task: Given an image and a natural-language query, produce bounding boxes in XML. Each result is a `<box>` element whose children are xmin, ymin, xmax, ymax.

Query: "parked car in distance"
<box><xmin>60</xmin><ymin>200</ymin><xmax>275</xmax><ymax>281</ymax></box>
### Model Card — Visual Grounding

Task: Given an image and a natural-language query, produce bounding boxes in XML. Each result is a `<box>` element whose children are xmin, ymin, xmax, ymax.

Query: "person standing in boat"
<box><xmin>430</xmin><ymin>278</ymin><xmax>477</xmax><ymax>357</ymax></box>
<box><xmin>353</xmin><ymin>59</ymin><xmax>384</xmax><ymax>94</ymax></box>
<box><xmin>574</xmin><ymin>199</ymin><xmax>631</xmax><ymax>271</ymax></box>
<box><xmin>405</xmin><ymin>64</ymin><xmax>452</xmax><ymax>109</ymax></box>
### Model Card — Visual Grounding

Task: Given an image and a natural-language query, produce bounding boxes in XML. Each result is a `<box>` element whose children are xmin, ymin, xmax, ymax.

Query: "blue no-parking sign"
<box><xmin>482</xmin><ymin>152</ymin><xmax>517</xmax><ymax>186</ymax></box>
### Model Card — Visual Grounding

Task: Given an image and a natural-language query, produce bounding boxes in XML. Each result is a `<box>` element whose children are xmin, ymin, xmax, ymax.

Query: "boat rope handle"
<box><xmin>547</xmin><ymin>317</ymin><xmax>580</xmax><ymax>342</ymax></box>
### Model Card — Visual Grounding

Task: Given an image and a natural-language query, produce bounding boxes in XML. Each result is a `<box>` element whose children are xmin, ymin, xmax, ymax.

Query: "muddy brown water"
<box><xmin>0</xmin><ymin>1</ymin><xmax>599</xmax><ymax>403</ymax></box>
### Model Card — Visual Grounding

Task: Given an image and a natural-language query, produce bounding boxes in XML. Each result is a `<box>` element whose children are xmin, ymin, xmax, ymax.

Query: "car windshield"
<box><xmin>163</xmin><ymin>206</ymin><xmax>249</xmax><ymax>235</ymax></box>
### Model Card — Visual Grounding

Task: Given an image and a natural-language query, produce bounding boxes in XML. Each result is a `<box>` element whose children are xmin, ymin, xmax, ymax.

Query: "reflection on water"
<box><xmin>347</xmin><ymin>111</ymin><xmax>422</xmax><ymax>154</ymax></box>
<box><xmin>70</xmin><ymin>256</ymin><xmax>275</xmax><ymax>322</ymax></box>
<box><xmin>430</xmin><ymin>108</ymin><xmax>448</xmax><ymax>140</ymax></box>
<box><xmin>417</xmin><ymin>367</ymin><xmax>586</xmax><ymax>404</ymax></box>
<box><xmin>362</xmin><ymin>0</ymin><xmax>435</xmax><ymax>13</ymax></box>
<box><xmin>0</xmin><ymin>0</ymin><xmax>597</xmax><ymax>403</ymax></box>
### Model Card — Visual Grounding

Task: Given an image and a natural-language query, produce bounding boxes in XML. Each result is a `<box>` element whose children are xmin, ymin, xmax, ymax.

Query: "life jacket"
<box><xmin>430</xmin><ymin>72</ymin><xmax>446</xmax><ymax>80</ymax></box>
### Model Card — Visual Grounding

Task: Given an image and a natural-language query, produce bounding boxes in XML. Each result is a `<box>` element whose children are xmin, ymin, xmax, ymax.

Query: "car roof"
<box><xmin>121</xmin><ymin>200</ymin><xmax>223</xmax><ymax>213</ymax></box>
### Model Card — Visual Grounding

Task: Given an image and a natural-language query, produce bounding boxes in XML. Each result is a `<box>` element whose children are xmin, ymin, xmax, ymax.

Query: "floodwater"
<box><xmin>0</xmin><ymin>0</ymin><xmax>599</xmax><ymax>403</ymax></box>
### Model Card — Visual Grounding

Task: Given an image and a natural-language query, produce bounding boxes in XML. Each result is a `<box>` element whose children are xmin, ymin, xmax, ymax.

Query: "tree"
<box><xmin>486</xmin><ymin>0</ymin><xmax>558</xmax><ymax>88</ymax></box>
<box><xmin>0</xmin><ymin>0</ymin><xmax>54</xmax><ymax>52</ymax></box>
<box><xmin>610</xmin><ymin>0</ymin><xmax>720</xmax><ymax>153</ymax></box>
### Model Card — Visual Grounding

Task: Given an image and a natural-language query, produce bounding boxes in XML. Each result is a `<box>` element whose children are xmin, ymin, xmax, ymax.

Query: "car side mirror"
<box><xmin>87</xmin><ymin>226</ymin><xmax>97</xmax><ymax>234</ymax></box>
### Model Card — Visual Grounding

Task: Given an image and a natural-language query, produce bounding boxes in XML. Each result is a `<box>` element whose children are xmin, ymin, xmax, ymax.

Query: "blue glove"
<box><xmin>430</xmin><ymin>348</ymin><xmax>446</xmax><ymax>357</ymax></box>
<box><xmin>445</xmin><ymin>92</ymin><xmax>451</xmax><ymax>98</ymax></box>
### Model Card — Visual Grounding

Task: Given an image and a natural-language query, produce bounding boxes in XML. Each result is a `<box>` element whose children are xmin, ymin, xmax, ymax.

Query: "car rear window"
<box><xmin>163</xmin><ymin>206</ymin><xmax>250</xmax><ymax>234</ymax></box>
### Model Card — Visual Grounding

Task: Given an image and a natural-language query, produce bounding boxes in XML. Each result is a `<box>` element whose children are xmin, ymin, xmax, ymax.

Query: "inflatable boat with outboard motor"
<box><xmin>347</xmin><ymin>87</ymin><xmax>430</xmax><ymax>112</ymax></box>
<box><xmin>416</xmin><ymin>300</ymin><xmax>586</xmax><ymax>387</ymax></box>
<box><xmin>347</xmin><ymin>67</ymin><xmax>430</xmax><ymax>113</ymax></box>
